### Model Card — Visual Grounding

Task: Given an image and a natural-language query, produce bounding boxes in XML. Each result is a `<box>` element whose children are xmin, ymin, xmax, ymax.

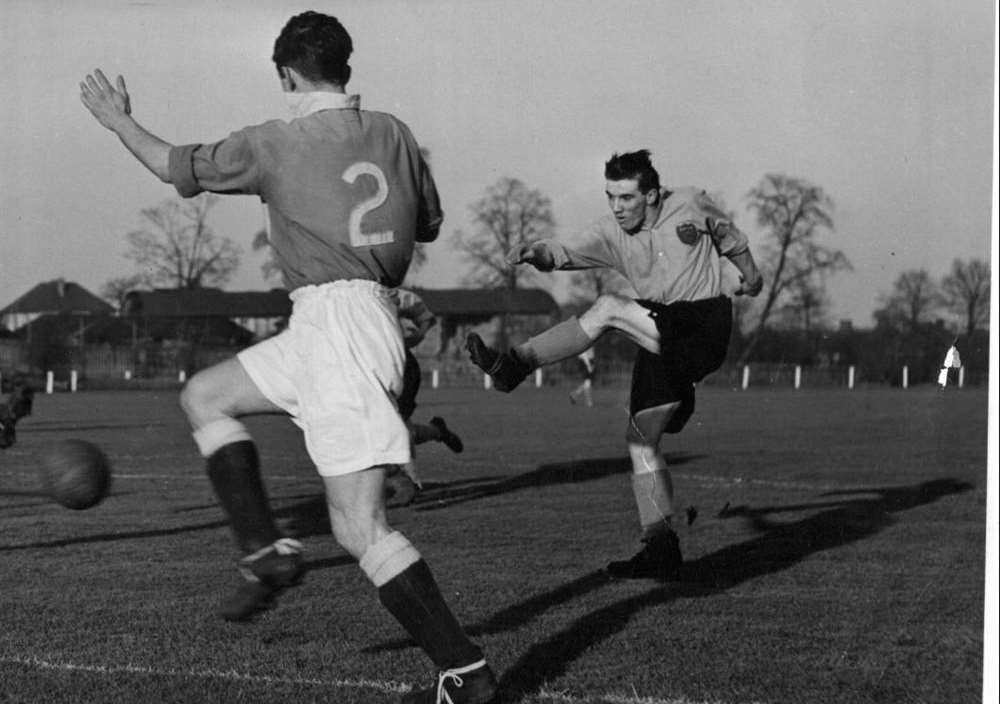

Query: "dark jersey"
<box><xmin>168</xmin><ymin>94</ymin><xmax>441</xmax><ymax>289</ymax></box>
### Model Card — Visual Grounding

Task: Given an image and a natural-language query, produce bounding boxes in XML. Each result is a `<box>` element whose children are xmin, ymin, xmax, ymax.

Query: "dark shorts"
<box><xmin>630</xmin><ymin>296</ymin><xmax>732</xmax><ymax>433</ymax></box>
<box><xmin>398</xmin><ymin>350</ymin><xmax>421</xmax><ymax>421</ymax></box>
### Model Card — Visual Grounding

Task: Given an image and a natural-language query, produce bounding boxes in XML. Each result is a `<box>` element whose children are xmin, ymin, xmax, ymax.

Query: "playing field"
<box><xmin>0</xmin><ymin>384</ymin><xmax>989</xmax><ymax>704</ymax></box>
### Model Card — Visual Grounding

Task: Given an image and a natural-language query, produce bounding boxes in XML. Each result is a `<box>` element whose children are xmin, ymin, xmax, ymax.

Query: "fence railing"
<box><xmin>1</xmin><ymin>339</ymin><xmax>987</xmax><ymax>393</ymax></box>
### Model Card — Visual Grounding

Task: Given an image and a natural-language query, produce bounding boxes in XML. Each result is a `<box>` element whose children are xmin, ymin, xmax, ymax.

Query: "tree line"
<box><xmin>99</xmin><ymin>173</ymin><xmax>990</xmax><ymax>383</ymax></box>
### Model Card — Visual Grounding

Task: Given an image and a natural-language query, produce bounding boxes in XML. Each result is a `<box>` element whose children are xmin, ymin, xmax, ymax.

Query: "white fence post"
<box><xmin>848</xmin><ymin>365</ymin><xmax>855</xmax><ymax>390</ymax></box>
<box><xmin>484</xmin><ymin>374</ymin><xmax>492</xmax><ymax>390</ymax></box>
<box><xmin>534</xmin><ymin>368</ymin><xmax>543</xmax><ymax>388</ymax></box>
<box><xmin>124</xmin><ymin>370</ymin><xmax>132</xmax><ymax>381</ymax></box>
<box><xmin>794</xmin><ymin>365</ymin><xmax>802</xmax><ymax>390</ymax></box>
<box><xmin>958</xmin><ymin>367</ymin><xmax>965</xmax><ymax>388</ymax></box>
<box><xmin>178</xmin><ymin>370</ymin><xmax>187</xmax><ymax>383</ymax></box>
<box><xmin>741</xmin><ymin>365</ymin><xmax>750</xmax><ymax>390</ymax></box>
<box><xmin>70</xmin><ymin>370</ymin><xmax>78</xmax><ymax>393</ymax></box>
<box><xmin>46</xmin><ymin>371</ymin><xmax>54</xmax><ymax>394</ymax></box>
<box><xmin>902</xmin><ymin>365</ymin><xmax>908</xmax><ymax>389</ymax></box>
<box><xmin>431</xmin><ymin>368</ymin><xmax>439</xmax><ymax>389</ymax></box>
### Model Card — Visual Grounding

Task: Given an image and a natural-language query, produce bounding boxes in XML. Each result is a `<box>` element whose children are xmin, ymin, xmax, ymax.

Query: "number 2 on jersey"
<box><xmin>342</xmin><ymin>162</ymin><xmax>395</xmax><ymax>247</ymax></box>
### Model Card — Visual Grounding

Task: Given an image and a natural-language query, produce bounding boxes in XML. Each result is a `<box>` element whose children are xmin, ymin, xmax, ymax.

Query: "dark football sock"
<box><xmin>516</xmin><ymin>316</ymin><xmax>594</xmax><ymax>367</ymax></box>
<box><xmin>378</xmin><ymin>559</ymin><xmax>484</xmax><ymax>669</ymax></box>
<box><xmin>206</xmin><ymin>440</ymin><xmax>281</xmax><ymax>554</ymax></box>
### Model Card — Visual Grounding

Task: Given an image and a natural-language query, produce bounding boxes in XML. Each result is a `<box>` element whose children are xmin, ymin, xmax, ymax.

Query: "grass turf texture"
<box><xmin>0</xmin><ymin>385</ymin><xmax>988</xmax><ymax>704</ymax></box>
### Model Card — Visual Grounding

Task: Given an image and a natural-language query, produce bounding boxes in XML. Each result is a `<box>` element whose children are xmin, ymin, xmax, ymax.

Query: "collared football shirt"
<box><xmin>168</xmin><ymin>94</ymin><xmax>442</xmax><ymax>290</ymax></box>
<box><xmin>545</xmin><ymin>187</ymin><xmax>749</xmax><ymax>305</ymax></box>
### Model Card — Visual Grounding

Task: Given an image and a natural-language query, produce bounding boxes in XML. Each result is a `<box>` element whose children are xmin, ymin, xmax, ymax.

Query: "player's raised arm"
<box><xmin>79</xmin><ymin>69</ymin><xmax>173</xmax><ymax>183</ymax></box>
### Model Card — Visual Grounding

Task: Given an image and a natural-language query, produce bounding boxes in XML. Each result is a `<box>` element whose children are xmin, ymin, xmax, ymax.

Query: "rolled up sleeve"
<box><xmin>168</xmin><ymin>144</ymin><xmax>203</xmax><ymax>198</ymax></box>
<box><xmin>166</xmin><ymin>128</ymin><xmax>261</xmax><ymax>199</ymax></box>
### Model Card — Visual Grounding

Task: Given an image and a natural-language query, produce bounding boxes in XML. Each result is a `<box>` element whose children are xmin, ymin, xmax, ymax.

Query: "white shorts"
<box><xmin>237</xmin><ymin>280</ymin><xmax>410</xmax><ymax>477</ymax></box>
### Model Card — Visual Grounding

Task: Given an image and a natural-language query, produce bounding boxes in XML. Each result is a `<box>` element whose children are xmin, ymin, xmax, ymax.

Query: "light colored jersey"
<box><xmin>168</xmin><ymin>94</ymin><xmax>442</xmax><ymax>290</ymax></box>
<box><xmin>543</xmin><ymin>187</ymin><xmax>748</xmax><ymax>305</ymax></box>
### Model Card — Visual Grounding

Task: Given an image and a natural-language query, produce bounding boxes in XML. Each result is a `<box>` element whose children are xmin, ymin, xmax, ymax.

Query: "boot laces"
<box><xmin>435</xmin><ymin>660</ymin><xmax>486</xmax><ymax>704</ymax></box>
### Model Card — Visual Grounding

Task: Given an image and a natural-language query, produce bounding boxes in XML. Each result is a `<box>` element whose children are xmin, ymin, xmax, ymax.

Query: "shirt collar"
<box><xmin>292</xmin><ymin>92</ymin><xmax>361</xmax><ymax>117</ymax></box>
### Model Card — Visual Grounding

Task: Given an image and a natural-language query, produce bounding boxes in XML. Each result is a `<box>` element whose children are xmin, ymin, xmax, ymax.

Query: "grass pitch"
<box><xmin>0</xmin><ymin>384</ymin><xmax>989</xmax><ymax>703</ymax></box>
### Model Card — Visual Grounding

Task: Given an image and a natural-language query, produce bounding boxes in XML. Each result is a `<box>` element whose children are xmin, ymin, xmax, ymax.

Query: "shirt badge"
<box><xmin>675</xmin><ymin>221</ymin><xmax>703</xmax><ymax>245</ymax></box>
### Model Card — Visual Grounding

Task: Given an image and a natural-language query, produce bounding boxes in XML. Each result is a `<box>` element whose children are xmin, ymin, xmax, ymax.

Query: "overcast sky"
<box><xmin>1</xmin><ymin>0</ymin><xmax>995</xmax><ymax>326</ymax></box>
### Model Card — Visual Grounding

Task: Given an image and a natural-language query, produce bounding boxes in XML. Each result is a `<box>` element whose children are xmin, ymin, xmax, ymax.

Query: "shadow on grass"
<box><xmin>412</xmin><ymin>453</ymin><xmax>704</xmax><ymax>512</ymax></box>
<box><xmin>16</xmin><ymin>422</ymin><xmax>167</xmax><ymax>433</ymax></box>
<box><xmin>365</xmin><ymin>477</ymin><xmax>972</xmax><ymax>702</ymax></box>
<box><xmin>494</xmin><ymin>477</ymin><xmax>972</xmax><ymax>700</ymax></box>
<box><xmin>245</xmin><ymin>456</ymin><xmax>693</xmax><ymax>542</ymax></box>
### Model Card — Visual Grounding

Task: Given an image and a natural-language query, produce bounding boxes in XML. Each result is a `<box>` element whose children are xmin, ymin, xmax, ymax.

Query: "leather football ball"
<box><xmin>40</xmin><ymin>439</ymin><xmax>112</xmax><ymax>510</ymax></box>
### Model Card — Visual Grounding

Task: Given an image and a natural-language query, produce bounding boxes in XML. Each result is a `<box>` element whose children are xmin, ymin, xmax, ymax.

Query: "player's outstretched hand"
<box><xmin>80</xmin><ymin>69</ymin><xmax>132</xmax><ymax>131</ymax></box>
<box><xmin>734</xmin><ymin>274</ymin><xmax>764</xmax><ymax>297</ymax></box>
<box><xmin>506</xmin><ymin>242</ymin><xmax>555</xmax><ymax>270</ymax></box>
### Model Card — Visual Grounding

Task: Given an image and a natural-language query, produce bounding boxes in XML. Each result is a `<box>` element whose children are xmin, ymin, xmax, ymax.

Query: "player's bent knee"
<box><xmin>329</xmin><ymin>509</ymin><xmax>392</xmax><ymax>559</ymax></box>
<box><xmin>590</xmin><ymin>293</ymin><xmax>630</xmax><ymax>323</ymax></box>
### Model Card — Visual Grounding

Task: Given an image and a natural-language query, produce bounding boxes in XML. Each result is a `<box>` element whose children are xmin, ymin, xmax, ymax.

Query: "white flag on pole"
<box><xmin>938</xmin><ymin>344</ymin><xmax>962</xmax><ymax>388</ymax></box>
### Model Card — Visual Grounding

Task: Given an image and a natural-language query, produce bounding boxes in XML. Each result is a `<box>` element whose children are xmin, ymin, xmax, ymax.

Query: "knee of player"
<box><xmin>590</xmin><ymin>293</ymin><xmax>631</xmax><ymax>325</ymax></box>
<box><xmin>179</xmin><ymin>372</ymin><xmax>224</xmax><ymax>422</ymax></box>
<box><xmin>329</xmin><ymin>509</ymin><xmax>389</xmax><ymax>559</ymax></box>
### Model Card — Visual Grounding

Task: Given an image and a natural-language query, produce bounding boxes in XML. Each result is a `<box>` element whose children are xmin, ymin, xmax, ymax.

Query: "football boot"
<box><xmin>219</xmin><ymin>537</ymin><xmax>306</xmax><ymax>621</ymax></box>
<box><xmin>429</xmin><ymin>416</ymin><xmax>464</xmax><ymax>453</ymax></box>
<box><xmin>401</xmin><ymin>660</ymin><xmax>499</xmax><ymax>704</ymax></box>
<box><xmin>606</xmin><ymin>530</ymin><xmax>683</xmax><ymax>581</ymax></box>
<box><xmin>464</xmin><ymin>333</ymin><xmax>531</xmax><ymax>392</ymax></box>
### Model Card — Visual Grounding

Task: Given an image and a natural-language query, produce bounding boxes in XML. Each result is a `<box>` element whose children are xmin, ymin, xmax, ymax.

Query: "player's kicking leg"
<box><xmin>466</xmin><ymin>293</ymin><xmax>659</xmax><ymax>392</ymax></box>
<box><xmin>324</xmin><ymin>468</ymin><xmax>498</xmax><ymax>704</ymax></box>
<box><xmin>180</xmin><ymin>357</ymin><xmax>306</xmax><ymax>621</ymax></box>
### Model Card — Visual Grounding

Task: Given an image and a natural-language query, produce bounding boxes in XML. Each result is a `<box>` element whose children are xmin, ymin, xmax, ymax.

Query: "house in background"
<box><xmin>0</xmin><ymin>278</ymin><xmax>113</xmax><ymax>332</ymax></box>
<box><xmin>121</xmin><ymin>288</ymin><xmax>293</xmax><ymax>342</ymax></box>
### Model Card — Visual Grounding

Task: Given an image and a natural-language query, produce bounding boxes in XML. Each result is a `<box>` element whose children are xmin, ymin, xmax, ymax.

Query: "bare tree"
<box><xmin>453</xmin><ymin>177</ymin><xmax>555</xmax><ymax>289</ymax></box>
<box><xmin>874</xmin><ymin>269</ymin><xmax>940</xmax><ymax>332</ymax></box>
<box><xmin>778</xmin><ymin>276</ymin><xmax>830</xmax><ymax>334</ymax></box>
<box><xmin>453</xmin><ymin>178</ymin><xmax>556</xmax><ymax>346</ymax></box>
<box><xmin>123</xmin><ymin>194</ymin><xmax>240</xmax><ymax>289</ymax></box>
<box><xmin>739</xmin><ymin>174</ymin><xmax>849</xmax><ymax>362</ymax></box>
<box><xmin>100</xmin><ymin>274</ymin><xmax>148</xmax><ymax>311</ymax></box>
<box><xmin>940</xmin><ymin>258</ymin><xmax>990</xmax><ymax>336</ymax></box>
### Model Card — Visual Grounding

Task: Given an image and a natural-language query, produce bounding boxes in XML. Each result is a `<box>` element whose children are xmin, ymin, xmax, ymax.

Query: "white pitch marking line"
<box><xmin>1</xmin><ymin>655</ymin><xmax>767</xmax><ymax>704</ymax></box>
<box><xmin>0</xmin><ymin>654</ymin><xmax>409</xmax><ymax>694</ymax></box>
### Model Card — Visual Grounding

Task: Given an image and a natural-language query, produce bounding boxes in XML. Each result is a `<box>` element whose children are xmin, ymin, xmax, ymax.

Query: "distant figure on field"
<box><xmin>569</xmin><ymin>348</ymin><xmax>596</xmax><ymax>408</ymax></box>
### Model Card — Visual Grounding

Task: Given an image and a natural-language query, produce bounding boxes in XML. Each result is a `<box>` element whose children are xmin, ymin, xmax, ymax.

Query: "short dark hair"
<box><xmin>605</xmin><ymin>150</ymin><xmax>660</xmax><ymax>193</ymax></box>
<box><xmin>272</xmin><ymin>12</ymin><xmax>353</xmax><ymax>85</ymax></box>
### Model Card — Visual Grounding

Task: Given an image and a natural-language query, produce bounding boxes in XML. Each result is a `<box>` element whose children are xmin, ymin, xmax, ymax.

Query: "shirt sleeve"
<box><xmin>695</xmin><ymin>191</ymin><xmax>749</xmax><ymax>256</ymax></box>
<box><xmin>167</xmin><ymin>127</ymin><xmax>261</xmax><ymax>199</ymax></box>
<box><xmin>547</xmin><ymin>222</ymin><xmax>620</xmax><ymax>270</ymax></box>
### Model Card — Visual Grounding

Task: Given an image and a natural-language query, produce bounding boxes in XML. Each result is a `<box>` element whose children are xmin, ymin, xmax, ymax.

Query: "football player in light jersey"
<box><xmin>80</xmin><ymin>12</ymin><xmax>497</xmax><ymax>703</ymax></box>
<box><xmin>385</xmin><ymin>288</ymin><xmax>464</xmax><ymax>508</ymax></box>
<box><xmin>467</xmin><ymin>150</ymin><xmax>763</xmax><ymax>581</ymax></box>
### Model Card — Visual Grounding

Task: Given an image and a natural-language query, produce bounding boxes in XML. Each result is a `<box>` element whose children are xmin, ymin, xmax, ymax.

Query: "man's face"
<box><xmin>605</xmin><ymin>178</ymin><xmax>652</xmax><ymax>234</ymax></box>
